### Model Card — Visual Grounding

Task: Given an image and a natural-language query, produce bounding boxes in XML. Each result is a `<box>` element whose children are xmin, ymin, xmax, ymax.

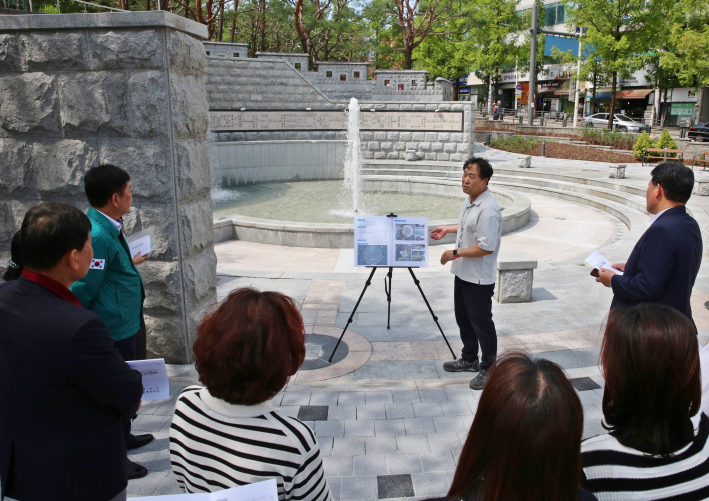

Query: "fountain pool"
<box><xmin>212</xmin><ymin>180</ymin><xmax>463</xmax><ymax>223</ymax></box>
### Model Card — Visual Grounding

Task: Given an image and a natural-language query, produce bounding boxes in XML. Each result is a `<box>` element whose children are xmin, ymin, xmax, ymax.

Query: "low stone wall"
<box><xmin>211</xmin><ymin>102</ymin><xmax>476</xmax><ymax>163</ymax></box>
<box><xmin>213</xmin><ymin>180</ymin><xmax>531</xmax><ymax>248</ymax></box>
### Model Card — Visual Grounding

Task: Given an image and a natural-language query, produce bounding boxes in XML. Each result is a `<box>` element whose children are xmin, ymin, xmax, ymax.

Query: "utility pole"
<box><xmin>527</xmin><ymin>4</ymin><xmax>537</xmax><ymax>126</ymax></box>
<box><xmin>572</xmin><ymin>39</ymin><xmax>582</xmax><ymax>127</ymax></box>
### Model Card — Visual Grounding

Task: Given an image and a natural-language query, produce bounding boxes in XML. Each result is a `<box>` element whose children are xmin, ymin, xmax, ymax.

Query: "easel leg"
<box><xmin>328</xmin><ymin>267</ymin><xmax>377</xmax><ymax>363</ymax></box>
<box><xmin>408</xmin><ymin>267</ymin><xmax>456</xmax><ymax>359</ymax></box>
<box><xmin>386</xmin><ymin>267</ymin><xmax>393</xmax><ymax>329</ymax></box>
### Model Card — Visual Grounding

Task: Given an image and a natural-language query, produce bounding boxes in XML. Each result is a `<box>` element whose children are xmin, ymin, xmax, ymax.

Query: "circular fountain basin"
<box><xmin>213</xmin><ymin>176</ymin><xmax>532</xmax><ymax>248</ymax></box>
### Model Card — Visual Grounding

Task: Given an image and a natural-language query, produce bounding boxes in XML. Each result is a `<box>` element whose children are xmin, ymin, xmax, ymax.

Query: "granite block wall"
<box><xmin>210</xmin><ymin>102</ymin><xmax>476</xmax><ymax>165</ymax></box>
<box><xmin>0</xmin><ymin>12</ymin><xmax>216</xmax><ymax>363</ymax></box>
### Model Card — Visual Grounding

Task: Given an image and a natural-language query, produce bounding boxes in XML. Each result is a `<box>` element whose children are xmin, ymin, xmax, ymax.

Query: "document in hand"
<box><xmin>584</xmin><ymin>251</ymin><xmax>623</xmax><ymax>275</ymax></box>
<box><xmin>132</xmin><ymin>479</ymin><xmax>278</xmax><ymax>501</ymax></box>
<box><xmin>126</xmin><ymin>226</ymin><xmax>156</xmax><ymax>259</ymax></box>
<box><xmin>127</xmin><ymin>358</ymin><xmax>170</xmax><ymax>401</ymax></box>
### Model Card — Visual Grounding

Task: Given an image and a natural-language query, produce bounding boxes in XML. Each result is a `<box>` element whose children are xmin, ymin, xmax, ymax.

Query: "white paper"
<box><xmin>392</xmin><ymin>217</ymin><xmax>429</xmax><ymax>268</ymax></box>
<box><xmin>584</xmin><ymin>251</ymin><xmax>623</xmax><ymax>275</ymax></box>
<box><xmin>128</xmin><ymin>235</ymin><xmax>152</xmax><ymax>259</ymax></box>
<box><xmin>126</xmin><ymin>226</ymin><xmax>156</xmax><ymax>259</ymax></box>
<box><xmin>354</xmin><ymin>216</ymin><xmax>391</xmax><ymax>267</ymax></box>
<box><xmin>353</xmin><ymin>216</ymin><xmax>429</xmax><ymax>268</ymax></box>
<box><xmin>132</xmin><ymin>479</ymin><xmax>278</xmax><ymax>501</ymax></box>
<box><xmin>127</xmin><ymin>358</ymin><xmax>170</xmax><ymax>401</ymax></box>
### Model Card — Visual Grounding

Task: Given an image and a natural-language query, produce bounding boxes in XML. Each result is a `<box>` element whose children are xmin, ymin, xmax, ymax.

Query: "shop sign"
<box><xmin>670</xmin><ymin>103</ymin><xmax>694</xmax><ymax>116</ymax></box>
<box><xmin>668</xmin><ymin>88</ymin><xmax>699</xmax><ymax>102</ymax></box>
<box><xmin>538</xmin><ymin>81</ymin><xmax>561</xmax><ymax>90</ymax></box>
<box><xmin>458</xmin><ymin>86</ymin><xmax>471</xmax><ymax>95</ymax></box>
<box><xmin>500</xmin><ymin>71</ymin><xmax>516</xmax><ymax>82</ymax></box>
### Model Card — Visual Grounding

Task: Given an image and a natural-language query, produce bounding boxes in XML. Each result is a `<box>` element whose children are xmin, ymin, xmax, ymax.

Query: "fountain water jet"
<box><xmin>339</xmin><ymin>97</ymin><xmax>363</xmax><ymax>215</ymax></box>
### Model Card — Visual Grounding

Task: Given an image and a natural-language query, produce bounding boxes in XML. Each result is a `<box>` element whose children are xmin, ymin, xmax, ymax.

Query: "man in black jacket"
<box><xmin>596</xmin><ymin>162</ymin><xmax>703</xmax><ymax>322</ymax></box>
<box><xmin>0</xmin><ymin>203</ymin><xmax>143</xmax><ymax>501</ymax></box>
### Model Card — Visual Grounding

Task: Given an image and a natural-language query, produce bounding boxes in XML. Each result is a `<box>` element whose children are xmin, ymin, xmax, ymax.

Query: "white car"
<box><xmin>579</xmin><ymin>113</ymin><xmax>651</xmax><ymax>133</ymax></box>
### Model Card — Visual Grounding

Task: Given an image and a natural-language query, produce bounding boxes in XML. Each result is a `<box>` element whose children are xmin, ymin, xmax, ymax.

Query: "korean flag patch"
<box><xmin>90</xmin><ymin>259</ymin><xmax>105</xmax><ymax>270</ymax></box>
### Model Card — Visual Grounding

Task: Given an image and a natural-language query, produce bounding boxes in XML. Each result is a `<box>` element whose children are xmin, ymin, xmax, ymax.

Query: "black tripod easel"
<box><xmin>328</xmin><ymin>214</ymin><xmax>456</xmax><ymax>363</ymax></box>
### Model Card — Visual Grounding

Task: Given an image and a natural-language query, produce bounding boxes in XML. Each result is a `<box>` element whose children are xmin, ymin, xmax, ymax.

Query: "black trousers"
<box><xmin>454</xmin><ymin>276</ymin><xmax>497</xmax><ymax>371</ymax></box>
<box><xmin>113</xmin><ymin>318</ymin><xmax>146</xmax><ymax>446</ymax></box>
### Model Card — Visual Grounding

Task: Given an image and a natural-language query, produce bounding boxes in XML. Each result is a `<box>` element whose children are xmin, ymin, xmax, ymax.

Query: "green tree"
<box><xmin>563</xmin><ymin>0</ymin><xmax>673</xmax><ymax>130</ymax></box>
<box><xmin>463</xmin><ymin>0</ymin><xmax>523</xmax><ymax>112</ymax></box>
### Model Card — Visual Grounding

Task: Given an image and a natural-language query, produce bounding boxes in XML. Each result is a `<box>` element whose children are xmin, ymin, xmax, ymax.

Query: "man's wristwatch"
<box><xmin>453</xmin><ymin>250</ymin><xmax>458</xmax><ymax>258</ymax></box>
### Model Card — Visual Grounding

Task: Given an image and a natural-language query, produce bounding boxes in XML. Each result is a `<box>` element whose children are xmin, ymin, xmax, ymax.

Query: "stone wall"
<box><xmin>205</xmin><ymin>57</ymin><xmax>451</xmax><ymax>105</ymax></box>
<box><xmin>0</xmin><ymin>12</ymin><xmax>216</xmax><ymax>364</ymax></box>
<box><xmin>204</xmin><ymin>41</ymin><xmax>248</xmax><ymax>58</ymax></box>
<box><xmin>211</xmin><ymin>102</ymin><xmax>476</xmax><ymax>164</ymax></box>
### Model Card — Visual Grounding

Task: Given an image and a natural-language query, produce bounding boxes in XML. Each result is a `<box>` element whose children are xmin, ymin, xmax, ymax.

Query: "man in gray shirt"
<box><xmin>431</xmin><ymin>158</ymin><xmax>502</xmax><ymax>390</ymax></box>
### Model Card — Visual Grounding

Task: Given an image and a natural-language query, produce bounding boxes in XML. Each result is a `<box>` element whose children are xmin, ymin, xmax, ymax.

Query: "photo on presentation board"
<box><xmin>354</xmin><ymin>216</ymin><xmax>429</xmax><ymax>267</ymax></box>
<box><xmin>357</xmin><ymin>245</ymin><xmax>389</xmax><ymax>266</ymax></box>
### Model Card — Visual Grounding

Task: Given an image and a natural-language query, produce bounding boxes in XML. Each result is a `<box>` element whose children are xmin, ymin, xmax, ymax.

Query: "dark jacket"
<box><xmin>0</xmin><ymin>276</ymin><xmax>143</xmax><ymax>501</ymax></box>
<box><xmin>611</xmin><ymin>205</ymin><xmax>703</xmax><ymax>320</ymax></box>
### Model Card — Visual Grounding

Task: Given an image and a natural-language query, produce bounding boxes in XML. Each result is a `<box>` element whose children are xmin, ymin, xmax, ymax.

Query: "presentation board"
<box><xmin>354</xmin><ymin>216</ymin><xmax>429</xmax><ymax>268</ymax></box>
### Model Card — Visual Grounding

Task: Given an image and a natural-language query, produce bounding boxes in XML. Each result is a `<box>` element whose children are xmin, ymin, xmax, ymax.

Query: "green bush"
<box><xmin>580</xmin><ymin>127</ymin><xmax>637</xmax><ymax>151</ymax></box>
<box><xmin>633</xmin><ymin>132</ymin><xmax>655</xmax><ymax>159</ymax></box>
<box><xmin>654</xmin><ymin>129</ymin><xmax>678</xmax><ymax>157</ymax></box>
<box><xmin>490</xmin><ymin>136</ymin><xmax>539</xmax><ymax>154</ymax></box>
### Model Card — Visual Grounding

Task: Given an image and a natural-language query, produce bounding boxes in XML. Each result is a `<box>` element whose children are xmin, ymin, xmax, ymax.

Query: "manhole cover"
<box><xmin>299</xmin><ymin>334</ymin><xmax>349</xmax><ymax>370</ymax></box>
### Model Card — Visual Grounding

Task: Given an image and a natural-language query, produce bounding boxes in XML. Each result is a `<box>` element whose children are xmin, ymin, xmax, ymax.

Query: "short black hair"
<box><xmin>3</xmin><ymin>231</ymin><xmax>23</xmax><ymax>281</ymax></box>
<box><xmin>463</xmin><ymin>157</ymin><xmax>493</xmax><ymax>181</ymax></box>
<box><xmin>20</xmin><ymin>203</ymin><xmax>92</xmax><ymax>271</ymax></box>
<box><xmin>651</xmin><ymin>162</ymin><xmax>694</xmax><ymax>203</ymax></box>
<box><xmin>84</xmin><ymin>164</ymin><xmax>130</xmax><ymax>208</ymax></box>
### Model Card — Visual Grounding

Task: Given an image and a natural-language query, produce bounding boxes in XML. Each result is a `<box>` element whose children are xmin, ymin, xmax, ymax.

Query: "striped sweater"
<box><xmin>581</xmin><ymin>413</ymin><xmax>709</xmax><ymax>500</ymax></box>
<box><xmin>169</xmin><ymin>386</ymin><xmax>332</xmax><ymax>501</ymax></box>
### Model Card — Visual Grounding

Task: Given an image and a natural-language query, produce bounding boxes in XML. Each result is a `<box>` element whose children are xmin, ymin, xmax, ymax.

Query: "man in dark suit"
<box><xmin>596</xmin><ymin>162</ymin><xmax>703</xmax><ymax>321</ymax></box>
<box><xmin>0</xmin><ymin>203</ymin><xmax>143</xmax><ymax>501</ymax></box>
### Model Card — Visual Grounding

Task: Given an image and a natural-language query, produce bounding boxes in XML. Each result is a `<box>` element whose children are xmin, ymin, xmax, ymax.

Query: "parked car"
<box><xmin>688</xmin><ymin>122</ymin><xmax>709</xmax><ymax>142</ymax></box>
<box><xmin>579</xmin><ymin>113</ymin><xmax>651</xmax><ymax>133</ymax></box>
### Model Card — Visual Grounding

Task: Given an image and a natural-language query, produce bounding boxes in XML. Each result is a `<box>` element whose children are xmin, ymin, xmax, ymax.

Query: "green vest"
<box><xmin>71</xmin><ymin>207</ymin><xmax>145</xmax><ymax>342</ymax></box>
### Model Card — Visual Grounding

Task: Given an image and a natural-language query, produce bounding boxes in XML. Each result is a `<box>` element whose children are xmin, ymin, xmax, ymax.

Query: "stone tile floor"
<box><xmin>126</xmin><ymin>371</ymin><xmax>607</xmax><ymax>499</ymax></box>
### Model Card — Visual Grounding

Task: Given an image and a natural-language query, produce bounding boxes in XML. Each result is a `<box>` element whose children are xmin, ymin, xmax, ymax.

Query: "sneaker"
<box><xmin>126</xmin><ymin>459</ymin><xmax>148</xmax><ymax>480</ymax></box>
<box><xmin>469</xmin><ymin>369</ymin><xmax>490</xmax><ymax>390</ymax></box>
<box><xmin>443</xmin><ymin>357</ymin><xmax>480</xmax><ymax>373</ymax></box>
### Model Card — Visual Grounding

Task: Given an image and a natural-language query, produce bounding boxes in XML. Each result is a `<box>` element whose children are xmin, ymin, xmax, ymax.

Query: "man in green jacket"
<box><xmin>71</xmin><ymin>164</ymin><xmax>152</xmax><ymax>481</ymax></box>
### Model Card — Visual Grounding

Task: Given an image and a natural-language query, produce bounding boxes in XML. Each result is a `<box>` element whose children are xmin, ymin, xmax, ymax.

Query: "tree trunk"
<box><xmin>660</xmin><ymin>88</ymin><xmax>668</xmax><ymax>129</ymax></box>
<box><xmin>259</xmin><ymin>0</ymin><xmax>266</xmax><ymax>53</ymax></box>
<box><xmin>229</xmin><ymin>2</ymin><xmax>238</xmax><ymax>42</ymax></box>
<box><xmin>403</xmin><ymin>47</ymin><xmax>412</xmax><ymax>70</ymax></box>
<box><xmin>217</xmin><ymin>2</ymin><xmax>224</xmax><ymax>41</ymax></box>
<box><xmin>607</xmin><ymin>71</ymin><xmax>617</xmax><ymax>130</ymax></box>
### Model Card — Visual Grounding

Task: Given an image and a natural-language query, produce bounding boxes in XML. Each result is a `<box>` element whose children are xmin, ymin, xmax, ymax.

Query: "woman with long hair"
<box><xmin>439</xmin><ymin>352</ymin><xmax>595</xmax><ymax>501</ymax></box>
<box><xmin>582</xmin><ymin>304</ymin><xmax>708</xmax><ymax>499</ymax></box>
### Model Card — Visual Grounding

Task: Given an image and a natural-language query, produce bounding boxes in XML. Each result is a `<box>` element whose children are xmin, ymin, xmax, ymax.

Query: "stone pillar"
<box><xmin>608</xmin><ymin>164</ymin><xmax>626</xmax><ymax>179</ymax></box>
<box><xmin>0</xmin><ymin>12</ymin><xmax>216</xmax><ymax>363</ymax></box>
<box><xmin>494</xmin><ymin>251</ymin><xmax>538</xmax><ymax>303</ymax></box>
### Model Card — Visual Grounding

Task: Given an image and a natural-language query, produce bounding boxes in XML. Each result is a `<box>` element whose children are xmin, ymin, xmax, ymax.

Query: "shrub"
<box><xmin>654</xmin><ymin>129</ymin><xmax>678</xmax><ymax>157</ymax></box>
<box><xmin>580</xmin><ymin>127</ymin><xmax>637</xmax><ymax>150</ymax></box>
<box><xmin>633</xmin><ymin>132</ymin><xmax>655</xmax><ymax>159</ymax></box>
<box><xmin>490</xmin><ymin>136</ymin><xmax>539</xmax><ymax>154</ymax></box>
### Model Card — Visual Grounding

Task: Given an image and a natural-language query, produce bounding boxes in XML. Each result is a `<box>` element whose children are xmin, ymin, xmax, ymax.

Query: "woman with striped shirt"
<box><xmin>169</xmin><ymin>287</ymin><xmax>332</xmax><ymax>501</ymax></box>
<box><xmin>582</xmin><ymin>304</ymin><xmax>709</xmax><ymax>500</ymax></box>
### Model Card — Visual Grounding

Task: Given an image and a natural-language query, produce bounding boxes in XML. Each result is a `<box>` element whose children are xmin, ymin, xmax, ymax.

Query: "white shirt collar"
<box><xmin>649</xmin><ymin>208</ymin><xmax>671</xmax><ymax>225</ymax></box>
<box><xmin>97</xmin><ymin>209</ymin><xmax>123</xmax><ymax>232</ymax></box>
<box><xmin>468</xmin><ymin>188</ymin><xmax>490</xmax><ymax>207</ymax></box>
<box><xmin>200</xmin><ymin>388</ymin><xmax>277</xmax><ymax>418</ymax></box>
